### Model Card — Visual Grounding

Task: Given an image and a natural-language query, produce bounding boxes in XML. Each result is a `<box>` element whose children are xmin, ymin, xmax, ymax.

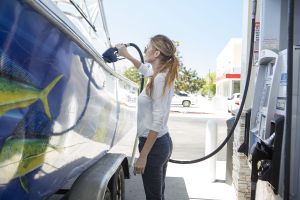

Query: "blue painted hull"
<box><xmin>0</xmin><ymin>0</ymin><xmax>137</xmax><ymax>199</ymax></box>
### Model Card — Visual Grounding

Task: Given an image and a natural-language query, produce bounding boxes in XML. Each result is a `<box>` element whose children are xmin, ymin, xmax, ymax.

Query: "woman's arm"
<box><xmin>134</xmin><ymin>131</ymin><xmax>157</xmax><ymax>174</ymax></box>
<box><xmin>115</xmin><ymin>44</ymin><xmax>141</xmax><ymax>69</ymax></box>
<box><xmin>115</xmin><ymin>43</ymin><xmax>153</xmax><ymax>77</ymax></box>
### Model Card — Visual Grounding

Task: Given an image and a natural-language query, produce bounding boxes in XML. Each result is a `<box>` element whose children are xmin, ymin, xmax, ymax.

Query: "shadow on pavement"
<box><xmin>125</xmin><ymin>173</ymin><xmax>189</xmax><ymax>200</ymax></box>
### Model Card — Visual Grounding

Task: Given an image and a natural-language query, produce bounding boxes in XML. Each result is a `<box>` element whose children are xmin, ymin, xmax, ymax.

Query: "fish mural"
<box><xmin>0</xmin><ymin>136</ymin><xmax>55</xmax><ymax>192</ymax></box>
<box><xmin>0</xmin><ymin>56</ymin><xmax>63</xmax><ymax>192</ymax></box>
<box><xmin>0</xmin><ymin>74</ymin><xmax>63</xmax><ymax>119</ymax></box>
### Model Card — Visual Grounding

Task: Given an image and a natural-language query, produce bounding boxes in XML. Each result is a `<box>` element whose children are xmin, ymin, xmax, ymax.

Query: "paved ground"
<box><xmin>110</xmin><ymin>97</ymin><xmax>237</xmax><ymax>200</ymax></box>
<box><xmin>168</xmin><ymin>113</ymin><xmax>228</xmax><ymax>161</ymax></box>
<box><xmin>125</xmin><ymin>161</ymin><xmax>236</xmax><ymax>200</ymax></box>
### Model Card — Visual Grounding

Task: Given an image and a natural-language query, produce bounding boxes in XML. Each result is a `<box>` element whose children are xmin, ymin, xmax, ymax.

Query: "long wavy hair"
<box><xmin>146</xmin><ymin>35</ymin><xmax>179</xmax><ymax>97</ymax></box>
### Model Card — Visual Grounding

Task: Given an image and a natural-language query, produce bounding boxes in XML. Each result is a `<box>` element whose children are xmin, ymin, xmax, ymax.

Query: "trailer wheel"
<box><xmin>111</xmin><ymin>166</ymin><xmax>125</xmax><ymax>200</ymax></box>
<box><xmin>104</xmin><ymin>187</ymin><xmax>111</xmax><ymax>200</ymax></box>
<box><xmin>182</xmin><ymin>100</ymin><xmax>191</xmax><ymax>107</ymax></box>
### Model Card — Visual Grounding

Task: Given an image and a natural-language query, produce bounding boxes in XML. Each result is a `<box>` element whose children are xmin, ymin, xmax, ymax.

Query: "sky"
<box><xmin>103</xmin><ymin>0</ymin><xmax>243</xmax><ymax>78</ymax></box>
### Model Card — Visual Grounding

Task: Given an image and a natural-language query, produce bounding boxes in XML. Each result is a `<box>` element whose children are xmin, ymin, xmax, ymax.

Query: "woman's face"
<box><xmin>144</xmin><ymin>42</ymin><xmax>159</xmax><ymax>64</ymax></box>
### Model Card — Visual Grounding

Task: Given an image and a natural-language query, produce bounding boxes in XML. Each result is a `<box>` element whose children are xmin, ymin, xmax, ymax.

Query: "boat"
<box><xmin>0</xmin><ymin>0</ymin><xmax>138</xmax><ymax>199</ymax></box>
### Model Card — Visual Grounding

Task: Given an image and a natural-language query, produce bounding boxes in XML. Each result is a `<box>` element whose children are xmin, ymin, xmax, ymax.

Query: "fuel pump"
<box><xmin>247</xmin><ymin>49</ymin><xmax>287</xmax><ymax>198</ymax></box>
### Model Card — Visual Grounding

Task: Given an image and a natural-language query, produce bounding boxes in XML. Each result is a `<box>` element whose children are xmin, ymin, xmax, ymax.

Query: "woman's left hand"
<box><xmin>134</xmin><ymin>156</ymin><xmax>147</xmax><ymax>175</ymax></box>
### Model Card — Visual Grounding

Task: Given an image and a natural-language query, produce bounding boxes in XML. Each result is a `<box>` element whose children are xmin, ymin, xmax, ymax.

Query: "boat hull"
<box><xmin>0</xmin><ymin>0</ymin><xmax>137</xmax><ymax>199</ymax></box>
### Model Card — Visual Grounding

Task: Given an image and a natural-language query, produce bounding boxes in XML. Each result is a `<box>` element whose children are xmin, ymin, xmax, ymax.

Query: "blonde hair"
<box><xmin>146</xmin><ymin>34</ymin><xmax>179</xmax><ymax>97</ymax></box>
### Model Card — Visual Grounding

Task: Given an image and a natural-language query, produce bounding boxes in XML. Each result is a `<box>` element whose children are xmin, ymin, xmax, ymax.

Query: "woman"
<box><xmin>116</xmin><ymin>34</ymin><xmax>179</xmax><ymax>200</ymax></box>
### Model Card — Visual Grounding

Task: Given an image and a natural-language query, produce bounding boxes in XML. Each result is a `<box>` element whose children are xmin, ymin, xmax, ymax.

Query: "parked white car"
<box><xmin>227</xmin><ymin>93</ymin><xmax>240</xmax><ymax>113</ymax></box>
<box><xmin>171</xmin><ymin>91</ymin><xmax>197</xmax><ymax>107</ymax></box>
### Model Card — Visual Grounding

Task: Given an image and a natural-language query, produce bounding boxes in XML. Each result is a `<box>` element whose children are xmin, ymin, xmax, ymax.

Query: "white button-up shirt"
<box><xmin>137</xmin><ymin>63</ymin><xmax>174</xmax><ymax>138</ymax></box>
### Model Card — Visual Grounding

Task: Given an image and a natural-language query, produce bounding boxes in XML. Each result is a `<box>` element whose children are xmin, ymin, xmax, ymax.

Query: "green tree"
<box><xmin>175</xmin><ymin>66</ymin><xmax>205</xmax><ymax>93</ymax></box>
<box><xmin>123</xmin><ymin>66</ymin><xmax>140</xmax><ymax>84</ymax></box>
<box><xmin>201</xmin><ymin>72</ymin><xmax>216</xmax><ymax>96</ymax></box>
<box><xmin>172</xmin><ymin>41</ymin><xmax>205</xmax><ymax>93</ymax></box>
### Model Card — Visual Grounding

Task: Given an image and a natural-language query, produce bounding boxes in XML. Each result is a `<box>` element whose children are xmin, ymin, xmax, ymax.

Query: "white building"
<box><xmin>215</xmin><ymin>38</ymin><xmax>242</xmax><ymax>97</ymax></box>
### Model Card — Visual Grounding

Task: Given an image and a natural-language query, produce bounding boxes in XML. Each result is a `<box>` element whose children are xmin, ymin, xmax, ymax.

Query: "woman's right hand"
<box><xmin>115</xmin><ymin>43</ymin><xmax>129</xmax><ymax>58</ymax></box>
<box><xmin>115</xmin><ymin>43</ymin><xmax>141</xmax><ymax>69</ymax></box>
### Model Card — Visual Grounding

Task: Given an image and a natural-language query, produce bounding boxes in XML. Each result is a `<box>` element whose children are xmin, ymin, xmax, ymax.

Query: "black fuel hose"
<box><xmin>169</xmin><ymin>0</ymin><xmax>257</xmax><ymax>164</ymax></box>
<box><xmin>126</xmin><ymin>43</ymin><xmax>145</xmax><ymax>93</ymax></box>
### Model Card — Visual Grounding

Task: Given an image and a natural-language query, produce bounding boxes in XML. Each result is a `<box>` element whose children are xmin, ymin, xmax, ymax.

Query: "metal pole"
<box><xmin>205</xmin><ymin>119</ymin><xmax>217</xmax><ymax>182</ymax></box>
<box><xmin>226</xmin><ymin>117</ymin><xmax>235</xmax><ymax>185</ymax></box>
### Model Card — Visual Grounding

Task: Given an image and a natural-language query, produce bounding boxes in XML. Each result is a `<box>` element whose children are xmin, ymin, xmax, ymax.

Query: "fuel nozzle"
<box><xmin>102</xmin><ymin>44</ymin><xmax>129</xmax><ymax>63</ymax></box>
<box><xmin>249</xmin><ymin>137</ymin><xmax>273</xmax><ymax>200</ymax></box>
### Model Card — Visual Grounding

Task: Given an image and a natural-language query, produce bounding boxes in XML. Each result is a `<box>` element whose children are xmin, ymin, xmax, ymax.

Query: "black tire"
<box><xmin>111</xmin><ymin>166</ymin><xmax>125</xmax><ymax>200</ymax></box>
<box><xmin>182</xmin><ymin>100</ymin><xmax>191</xmax><ymax>107</ymax></box>
<box><xmin>104</xmin><ymin>187</ymin><xmax>112</xmax><ymax>200</ymax></box>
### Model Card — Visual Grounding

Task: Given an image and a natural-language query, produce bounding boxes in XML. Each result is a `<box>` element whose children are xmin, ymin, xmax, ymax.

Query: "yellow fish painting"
<box><xmin>0</xmin><ymin>74</ymin><xmax>63</xmax><ymax>119</ymax></box>
<box><xmin>0</xmin><ymin>136</ymin><xmax>56</xmax><ymax>192</ymax></box>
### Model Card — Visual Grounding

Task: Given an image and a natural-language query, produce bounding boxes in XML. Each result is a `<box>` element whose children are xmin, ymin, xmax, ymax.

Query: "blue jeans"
<box><xmin>138</xmin><ymin>133</ymin><xmax>173</xmax><ymax>200</ymax></box>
